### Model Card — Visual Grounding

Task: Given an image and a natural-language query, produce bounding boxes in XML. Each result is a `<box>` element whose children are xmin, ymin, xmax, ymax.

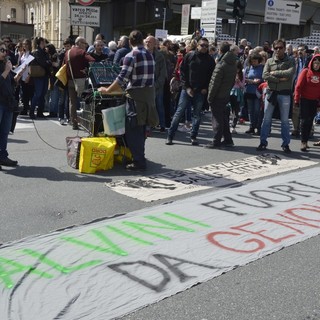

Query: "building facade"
<box><xmin>0</xmin><ymin>0</ymin><xmax>91</xmax><ymax>48</ymax></box>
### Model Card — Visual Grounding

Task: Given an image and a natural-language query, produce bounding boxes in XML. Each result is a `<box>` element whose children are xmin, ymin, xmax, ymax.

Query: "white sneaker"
<box><xmin>231</xmin><ymin>128</ymin><xmax>237</xmax><ymax>134</ymax></box>
<box><xmin>178</xmin><ymin>125</ymin><xmax>190</xmax><ymax>132</ymax></box>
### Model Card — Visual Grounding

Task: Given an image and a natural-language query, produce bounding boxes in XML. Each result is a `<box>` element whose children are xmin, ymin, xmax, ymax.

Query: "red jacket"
<box><xmin>294</xmin><ymin>54</ymin><xmax>320</xmax><ymax>103</ymax></box>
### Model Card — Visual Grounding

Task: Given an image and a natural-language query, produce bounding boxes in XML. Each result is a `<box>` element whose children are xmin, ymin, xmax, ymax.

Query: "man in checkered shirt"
<box><xmin>99</xmin><ymin>30</ymin><xmax>159</xmax><ymax>171</ymax></box>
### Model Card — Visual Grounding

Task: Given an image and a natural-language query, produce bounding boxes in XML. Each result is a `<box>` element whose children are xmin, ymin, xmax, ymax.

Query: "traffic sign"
<box><xmin>71</xmin><ymin>5</ymin><xmax>100</xmax><ymax>27</ymax></box>
<box><xmin>264</xmin><ymin>0</ymin><xmax>302</xmax><ymax>25</ymax></box>
<box><xmin>201</xmin><ymin>0</ymin><xmax>218</xmax><ymax>41</ymax></box>
<box><xmin>78</xmin><ymin>0</ymin><xmax>95</xmax><ymax>6</ymax></box>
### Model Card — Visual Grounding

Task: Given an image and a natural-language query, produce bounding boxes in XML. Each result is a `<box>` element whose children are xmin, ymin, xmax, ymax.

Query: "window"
<box><xmin>11</xmin><ymin>8</ymin><xmax>16</xmax><ymax>19</ymax></box>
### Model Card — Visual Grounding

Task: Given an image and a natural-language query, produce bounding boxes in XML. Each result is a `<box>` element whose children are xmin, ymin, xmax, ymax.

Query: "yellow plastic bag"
<box><xmin>79</xmin><ymin>137</ymin><xmax>116</xmax><ymax>173</ymax></box>
<box><xmin>114</xmin><ymin>145</ymin><xmax>133</xmax><ymax>165</ymax></box>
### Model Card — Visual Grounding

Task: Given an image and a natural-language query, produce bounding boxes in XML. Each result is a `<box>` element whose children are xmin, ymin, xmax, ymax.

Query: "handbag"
<box><xmin>56</xmin><ymin>64</ymin><xmax>67</xmax><ymax>86</ymax></box>
<box><xmin>74</xmin><ymin>78</ymin><xmax>86</xmax><ymax>98</ymax></box>
<box><xmin>29</xmin><ymin>65</ymin><xmax>46</xmax><ymax>77</ymax></box>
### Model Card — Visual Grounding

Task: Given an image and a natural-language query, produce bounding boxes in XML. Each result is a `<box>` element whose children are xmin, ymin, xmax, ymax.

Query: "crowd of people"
<box><xmin>0</xmin><ymin>31</ymin><xmax>319</xmax><ymax>171</ymax></box>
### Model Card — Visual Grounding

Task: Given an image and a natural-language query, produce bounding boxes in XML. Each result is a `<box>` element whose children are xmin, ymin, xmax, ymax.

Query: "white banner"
<box><xmin>71</xmin><ymin>5</ymin><xmax>100</xmax><ymax>27</ymax></box>
<box><xmin>155</xmin><ymin>29</ymin><xmax>168</xmax><ymax>39</ymax></box>
<box><xmin>105</xmin><ymin>154</ymin><xmax>317</xmax><ymax>202</ymax></box>
<box><xmin>181</xmin><ymin>4</ymin><xmax>190</xmax><ymax>35</ymax></box>
<box><xmin>1</xmin><ymin>167</ymin><xmax>320</xmax><ymax>319</ymax></box>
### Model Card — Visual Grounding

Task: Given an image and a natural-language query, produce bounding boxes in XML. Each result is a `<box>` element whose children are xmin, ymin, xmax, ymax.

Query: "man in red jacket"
<box><xmin>65</xmin><ymin>37</ymin><xmax>95</xmax><ymax>130</ymax></box>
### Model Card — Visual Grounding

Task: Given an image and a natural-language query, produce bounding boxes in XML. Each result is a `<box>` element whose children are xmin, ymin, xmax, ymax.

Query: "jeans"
<box><xmin>246</xmin><ymin>96</ymin><xmax>260</xmax><ymax>130</ymax></box>
<box><xmin>31</xmin><ymin>76</ymin><xmax>49</xmax><ymax>114</ymax></box>
<box><xmin>0</xmin><ymin>102</ymin><xmax>13</xmax><ymax>159</ymax></box>
<box><xmin>58</xmin><ymin>87</ymin><xmax>69</xmax><ymax>120</ymax></box>
<box><xmin>125</xmin><ymin>120</ymin><xmax>146</xmax><ymax>165</ymax></box>
<box><xmin>155</xmin><ymin>92</ymin><xmax>165</xmax><ymax>128</ymax></box>
<box><xmin>21</xmin><ymin>81</ymin><xmax>34</xmax><ymax>112</ymax></box>
<box><xmin>260</xmin><ymin>93</ymin><xmax>291</xmax><ymax>147</ymax></box>
<box><xmin>229</xmin><ymin>95</ymin><xmax>240</xmax><ymax>128</ymax></box>
<box><xmin>167</xmin><ymin>89</ymin><xmax>204</xmax><ymax>139</ymax></box>
<box><xmin>49</xmin><ymin>84</ymin><xmax>60</xmax><ymax>114</ymax></box>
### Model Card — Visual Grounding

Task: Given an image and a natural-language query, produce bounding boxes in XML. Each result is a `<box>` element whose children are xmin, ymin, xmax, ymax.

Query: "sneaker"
<box><xmin>300</xmin><ymin>142</ymin><xmax>307</xmax><ymax>152</ymax></box>
<box><xmin>177</xmin><ymin>125</ymin><xmax>190</xmax><ymax>132</ymax></box>
<box><xmin>256</xmin><ymin>143</ymin><xmax>267</xmax><ymax>151</ymax></box>
<box><xmin>165</xmin><ymin>138</ymin><xmax>173</xmax><ymax>145</ymax></box>
<box><xmin>231</xmin><ymin>128</ymin><xmax>237</xmax><ymax>134</ymax></box>
<box><xmin>59</xmin><ymin>118</ymin><xmax>66</xmax><ymax>126</ymax></box>
<box><xmin>72</xmin><ymin>124</ymin><xmax>79</xmax><ymax>130</ymax></box>
<box><xmin>191</xmin><ymin>138</ymin><xmax>199</xmax><ymax>146</ymax></box>
<box><xmin>37</xmin><ymin>112</ymin><xmax>46</xmax><ymax>118</ymax></box>
<box><xmin>239</xmin><ymin>118</ymin><xmax>246</xmax><ymax>124</ymax></box>
<box><xmin>126</xmin><ymin>162</ymin><xmax>146</xmax><ymax>171</ymax></box>
<box><xmin>221</xmin><ymin>140</ymin><xmax>234</xmax><ymax>147</ymax></box>
<box><xmin>0</xmin><ymin>157</ymin><xmax>18</xmax><ymax>167</ymax></box>
<box><xmin>245</xmin><ymin>128</ymin><xmax>255</xmax><ymax>134</ymax></box>
<box><xmin>282</xmin><ymin>145</ymin><xmax>291</xmax><ymax>153</ymax></box>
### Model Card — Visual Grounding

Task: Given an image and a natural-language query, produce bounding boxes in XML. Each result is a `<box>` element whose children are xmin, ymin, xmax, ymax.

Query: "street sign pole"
<box><xmin>163</xmin><ymin>8</ymin><xmax>166</xmax><ymax>30</ymax></box>
<box><xmin>235</xmin><ymin>17</ymin><xmax>242</xmax><ymax>45</ymax></box>
<box><xmin>278</xmin><ymin>22</ymin><xmax>282</xmax><ymax>38</ymax></box>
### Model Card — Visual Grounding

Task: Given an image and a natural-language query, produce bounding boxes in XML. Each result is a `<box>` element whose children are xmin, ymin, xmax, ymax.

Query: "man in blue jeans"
<box><xmin>166</xmin><ymin>38</ymin><xmax>215</xmax><ymax>146</ymax></box>
<box><xmin>257</xmin><ymin>39</ymin><xmax>296</xmax><ymax>153</ymax></box>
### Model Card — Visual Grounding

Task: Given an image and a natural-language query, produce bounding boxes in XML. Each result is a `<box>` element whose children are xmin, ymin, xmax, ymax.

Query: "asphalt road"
<box><xmin>1</xmin><ymin>113</ymin><xmax>320</xmax><ymax>320</ymax></box>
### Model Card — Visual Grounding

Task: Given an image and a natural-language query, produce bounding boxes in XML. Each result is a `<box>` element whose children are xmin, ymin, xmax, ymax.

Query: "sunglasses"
<box><xmin>274</xmin><ymin>47</ymin><xmax>284</xmax><ymax>50</ymax></box>
<box><xmin>200</xmin><ymin>44</ymin><xmax>209</xmax><ymax>48</ymax></box>
<box><xmin>0</xmin><ymin>48</ymin><xmax>7</xmax><ymax>53</ymax></box>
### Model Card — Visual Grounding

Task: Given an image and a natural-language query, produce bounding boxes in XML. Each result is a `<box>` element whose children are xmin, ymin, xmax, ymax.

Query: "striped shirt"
<box><xmin>116</xmin><ymin>46</ymin><xmax>155</xmax><ymax>89</ymax></box>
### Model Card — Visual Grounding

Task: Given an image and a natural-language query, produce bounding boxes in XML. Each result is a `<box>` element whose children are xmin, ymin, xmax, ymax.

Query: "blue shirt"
<box><xmin>245</xmin><ymin>64</ymin><xmax>264</xmax><ymax>94</ymax></box>
<box><xmin>116</xmin><ymin>46</ymin><xmax>155</xmax><ymax>90</ymax></box>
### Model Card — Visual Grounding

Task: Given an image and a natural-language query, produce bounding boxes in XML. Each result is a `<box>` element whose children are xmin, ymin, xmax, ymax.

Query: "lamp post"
<box><xmin>7</xmin><ymin>14</ymin><xmax>11</xmax><ymax>22</ymax></box>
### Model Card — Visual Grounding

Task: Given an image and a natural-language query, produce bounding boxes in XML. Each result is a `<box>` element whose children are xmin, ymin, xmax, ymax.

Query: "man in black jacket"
<box><xmin>205</xmin><ymin>42</ymin><xmax>237</xmax><ymax>148</ymax></box>
<box><xmin>166</xmin><ymin>38</ymin><xmax>215</xmax><ymax>146</ymax></box>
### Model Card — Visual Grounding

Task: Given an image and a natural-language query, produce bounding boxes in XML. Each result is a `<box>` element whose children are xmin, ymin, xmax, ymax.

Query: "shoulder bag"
<box><xmin>29</xmin><ymin>65</ymin><xmax>46</xmax><ymax>77</ymax></box>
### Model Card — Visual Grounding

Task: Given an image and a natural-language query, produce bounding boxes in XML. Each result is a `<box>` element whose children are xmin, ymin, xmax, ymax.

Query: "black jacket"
<box><xmin>31</xmin><ymin>47</ymin><xmax>52</xmax><ymax>75</ymax></box>
<box><xmin>180</xmin><ymin>50</ymin><xmax>215</xmax><ymax>93</ymax></box>
<box><xmin>0</xmin><ymin>61</ymin><xmax>16</xmax><ymax>111</ymax></box>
